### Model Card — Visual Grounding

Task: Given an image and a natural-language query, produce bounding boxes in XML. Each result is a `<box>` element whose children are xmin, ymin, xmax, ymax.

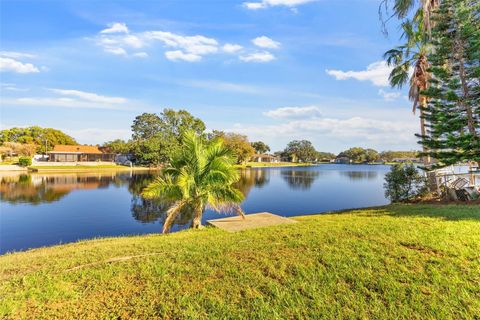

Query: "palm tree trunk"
<box><xmin>419</xmin><ymin>96</ymin><xmax>431</xmax><ymax>166</ymax></box>
<box><xmin>191</xmin><ymin>204</ymin><xmax>203</xmax><ymax>229</ymax></box>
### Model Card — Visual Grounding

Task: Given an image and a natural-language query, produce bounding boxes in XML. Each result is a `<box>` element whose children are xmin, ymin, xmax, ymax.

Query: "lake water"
<box><xmin>0</xmin><ymin>164</ymin><xmax>390</xmax><ymax>254</ymax></box>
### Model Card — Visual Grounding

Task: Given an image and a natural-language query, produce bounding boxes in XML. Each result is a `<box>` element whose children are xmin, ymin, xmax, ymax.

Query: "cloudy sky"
<box><xmin>0</xmin><ymin>0</ymin><xmax>419</xmax><ymax>153</ymax></box>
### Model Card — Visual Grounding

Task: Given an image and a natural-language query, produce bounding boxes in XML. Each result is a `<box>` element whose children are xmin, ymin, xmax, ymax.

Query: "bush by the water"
<box><xmin>18</xmin><ymin>156</ymin><xmax>32</xmax><ymax>167</ymax></box>
<box><xmin>384</xmin><ymin>164</ymin><xmax>427</xmax><ymax>202</ymax></box>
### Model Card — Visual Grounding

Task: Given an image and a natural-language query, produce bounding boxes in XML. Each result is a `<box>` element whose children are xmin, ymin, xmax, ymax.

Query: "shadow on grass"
<box><xmin>382</xmin><ymin>204</ymin><xmax>480</xmax><ymax>221</ymax></box>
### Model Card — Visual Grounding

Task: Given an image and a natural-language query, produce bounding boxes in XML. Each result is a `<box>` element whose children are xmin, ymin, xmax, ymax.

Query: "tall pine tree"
<box><xmin>420</xmin><ymin>0</ymin><xmax>480</xmax><ymax>168</ymax></box>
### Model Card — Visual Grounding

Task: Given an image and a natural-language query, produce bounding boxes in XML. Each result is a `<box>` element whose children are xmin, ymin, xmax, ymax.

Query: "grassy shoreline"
<box><xmin>1</xmin><ymin>204</ymin><xmax>479</xmax><ymax>319</ymax></box>
<box><xmin>26</xmin><ymin>165</ymin><xmax>152</xmax><ymax>172</ymax></box>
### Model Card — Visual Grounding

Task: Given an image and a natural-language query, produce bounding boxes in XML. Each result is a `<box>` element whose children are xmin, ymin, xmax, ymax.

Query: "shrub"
<box><xmin>18</xmin><ymin>156</ymin><xmax>32</xmax><ymax>167</ymax></box>
<box><xmin>384</xmin><ymin>164</ymin><xmax>427</xmax><ymax>202</ymax></box>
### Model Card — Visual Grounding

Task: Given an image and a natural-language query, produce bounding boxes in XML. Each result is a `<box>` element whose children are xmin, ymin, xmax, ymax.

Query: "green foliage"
<box><xmin>142</xmin><ymin>130</ymin><xmax>245</xmax><ymax>232</ymax></box>
<box><xmin>384</xmin><ymin>164</ymin><xmax>427</xmax><ymax>202</ymax></box>
<box><xmin>0</xmin><ymin>126</ymin><xmax>77</xmax><ymax>153</ymax></box>
<box><xmin>315</xmin><ymin>151</ymin><xmax>336</xmax><ymax>160</ymax></box>
<box><xmin>210</xmin><ymin>131</ymin><xmax>255</xmax><ymax>164</ymax></box>
<box><xmin>130</xmin><ymin>109</ymin><xmax>206</xmax><ymax>166</ymax></box>
<box><xmin>18</xmin><ymin>156</ymin><xmax>32</xmax><ymax>167</ymax></box>
<box><xmin>251</xmin><ymin>141</ymin><xmax>270</xmax><ymax>154</ymax></box>
<box><xmin>338</xmin><ymin>147</ymin><xmax>380</xmax><ymax>163</ymax></box>
<box><xmin>284</xmin><ymin>140</ymin><xmax>317</xmax><ymax>162</ymax></box>
<box><xmin>102</xmin><ymin>139</ymin><xmax>131</xmax><ymax>154</ymax></box>
<box><xmin>380</xmin><ymin>150</ymin><xmax>419</xmax><ymax>161</ymax></box>
<box><xmin>420</xmin><ymin>0</ymin><xmax>480</xmax><ymax>168</ymax></box>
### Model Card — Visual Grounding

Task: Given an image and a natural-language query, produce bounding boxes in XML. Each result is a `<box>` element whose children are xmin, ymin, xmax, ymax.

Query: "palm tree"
<box><xmin>384</xmin><ymin>20</ymin><xmax>432</xmax><ymax>165</ymax></box>
<box><xmin>380</xmin><ymin>0</ymin><xmax>440</xmax><ymax>34</ymax></box>
<box><xmin>142</xmin><ymin>130</ymin><xmax>245</xmax><ymax>233</ymax></box>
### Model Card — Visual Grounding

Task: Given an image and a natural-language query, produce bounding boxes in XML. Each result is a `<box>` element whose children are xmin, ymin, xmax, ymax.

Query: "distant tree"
<box><xmin>3</xmin><ymin>142</ymin><xmax>37</xmax><ymax>157</ymax></box>
<box><xmin>142</xmin><ymin>131</ymin><xmax>245</xmax><ymax>232</ymax></box>
<box><xmin>131</xmin><ymin>113</ymin><xmax>163</xmax><ymax>140</ymax></box>
<box><xmin>130</xmin><ymin>109</ymin><xmax>206</xmax><ymax>166</ymax></box>
<box><xmin>0</xmin><ymin>126</ymin><xmax>77</xmax><ymax>153</ymax></box>
<box><xmin>315</xmin><ymin>151</ymin><xmax>336</xmax><ymax>161</ymax></box>
<box><xmin>284</xmin><ymin>140</ymin><xmax>317</xmax><ymax>162</ymax></box>
<box><xmin>338</xmin><ymin>147</ymin><xmax>377</xmax><ymax>163</ymax></box>
<box><xmin>364</xmin><ymin>149</ymin><xmax>380</xmax><ymax>162</ymax></box>
<box><xmin>103</xmin><ymin>139</ymin><xmax>131</xmax><ymax>154</ymax></box>
<box><xmin>251</xmin><ymin>141</ymin><xmax>270</xmax><ymax>154</ymax></box>
<box><xmin>380</xmin><ymin>150</ymin><xmax>419</xmax><ymax>161</ymax></box>
<box><xmin>210</xmin><ymin>131</ymin><xmax>255</xmax><ymax>164</ymax></box>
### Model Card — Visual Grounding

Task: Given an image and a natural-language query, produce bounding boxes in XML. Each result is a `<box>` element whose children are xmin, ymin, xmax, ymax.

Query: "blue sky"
<box><xmin>0</xmin><ymin>0</ymin><xmax>419</xmax><ymax>153</ymax></box>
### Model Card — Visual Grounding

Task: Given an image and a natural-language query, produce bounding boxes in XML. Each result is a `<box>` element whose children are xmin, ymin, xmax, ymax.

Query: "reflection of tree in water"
<box><xmin>0</xmin><ymin>172</ymin><xmax>133</xmax><ymax>205</ymax></box>
<box><xmin>130</xmin><ymin>169</ymin><xmax>271</xmax><ymax>227</ymax></box>
<box><xmin>281</xmin><ymin>170</ymin><xmax>320</xmax><ymax>190</ymax></box>
<box><xmin>234</xmin><ymin>169</ymin><xmax>270</xmax><ymax>197</ymax></box>
<box><xmin>340</xmin><ymin>171</ymin><xmax>378</xmax><ymax>180</ymax></box>
<box><xmin>128</xmin><ymin>173</ymin><xmax>193</xmax><ymax>227</ymax></box>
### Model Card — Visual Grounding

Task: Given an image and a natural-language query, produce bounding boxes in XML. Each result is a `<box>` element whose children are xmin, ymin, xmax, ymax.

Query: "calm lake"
<box><xmin>0</xmin><ymin>164</ymin><xmax>390</xmax><ymax>254</ymax></box>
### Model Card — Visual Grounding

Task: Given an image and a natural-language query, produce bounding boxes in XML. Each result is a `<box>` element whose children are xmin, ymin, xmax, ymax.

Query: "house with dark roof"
<box><xmin>47</xmin><ymin>145</ymin><xmax>115</xmax><ymax>162</ymax></box>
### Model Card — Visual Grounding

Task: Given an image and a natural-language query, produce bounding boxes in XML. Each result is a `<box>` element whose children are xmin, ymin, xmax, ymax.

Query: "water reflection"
<box><xmin>235</xmin><ymin>168</ymin><xmax>270</xmax><ymax>196</ymax></box>
<box><xmin>0</xmin><ymin>172</ymin><xmax>131</xmax><ymax>205</ymax></box>
<box><xmin>281</xmin><ymin>170</ymin><xmax>320</xmax><ymax>190</ymax></box>
<box><xmin>339</xmin><ymin>171</ymin><xmax>378</xmax><ymax>180</ymax></box>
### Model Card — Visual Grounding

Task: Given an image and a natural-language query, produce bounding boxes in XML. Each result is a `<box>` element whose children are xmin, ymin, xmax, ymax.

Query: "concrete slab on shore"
<box><xmin>207</xmin><ymin>212</ymin><xmax>297</xmax><ymax>232</ymax></box>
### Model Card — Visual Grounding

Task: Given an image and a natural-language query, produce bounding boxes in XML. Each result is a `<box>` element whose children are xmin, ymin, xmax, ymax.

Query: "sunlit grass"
<box><xmin>1</xmin><ymin>204</ymin><xmax>479</xmax><ymax>319</ymax></box>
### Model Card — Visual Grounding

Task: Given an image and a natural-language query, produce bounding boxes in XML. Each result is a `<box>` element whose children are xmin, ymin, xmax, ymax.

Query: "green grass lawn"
<box><xmin>1</xmin><ymin>204</ymin><xmax>479</xmax><ymax>319</ymax></box>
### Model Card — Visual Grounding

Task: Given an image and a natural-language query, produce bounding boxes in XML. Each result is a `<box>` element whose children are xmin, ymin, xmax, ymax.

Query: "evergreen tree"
<box><xmin>420</xmin><ymin>0</ymin><xmax>480</xmax><ymax>168</ymax></box>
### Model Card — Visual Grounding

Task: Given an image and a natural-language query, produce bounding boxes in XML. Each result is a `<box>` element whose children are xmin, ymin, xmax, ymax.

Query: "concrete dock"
<box><xmin>207</xmin><ymin>212</ymin><xmax>297</xmax><ymax>232</ymax></box>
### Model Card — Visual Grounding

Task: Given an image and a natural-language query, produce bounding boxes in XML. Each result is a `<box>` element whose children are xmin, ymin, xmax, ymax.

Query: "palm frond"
<box><xmin>142</xmin><ymin>175</ymin><xmax>182</xmax><ymax>200</ymax></box>
<box><xmin>389</xmin><ymin>63</ymin><xmax>410</xmax><ymax>88</ymax></box>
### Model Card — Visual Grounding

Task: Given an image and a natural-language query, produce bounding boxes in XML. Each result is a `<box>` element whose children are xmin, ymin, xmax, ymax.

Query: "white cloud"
<box><xmin>0</xmin><ymin>57</ymin><xmax>40</xmax><ymax>73</ymax></box>
<box><xmin>165</xmin><ymin>50</ymin><xmax>202</xmax><ymax>62</ymax></box>
<box><xmin>145</xmin><ymin>31</ymin><xmax>218</xmax><ymax>55</ymax></box>
<box><xmin>100</xmin><ymin>22</ymin><xmax>129</xmax><ymax>34</ymax></box>
<box><xmin>222</xmin><ymin>43</ymin><xmax>243</xmax><ymax>53</ymax></box>
<box><xmin>0</xmin><ymin>51</ymin><xmax>37</xmax><ymax>59</ymax></box>
<box><xmin>132</xmin><ymin>52</ymin><xmax>149</xmax><ymax>58</ymax></box>
<box><xmin>239</xmin><ymin>51</ymin><xmax>275</xmax><ymax>62</ymax></box>
<box><xmin>1</xmin><ymin>88</ymin><xmax>129</xmax><ymax>110</ymax></box>
<box><xmin>326</xmin><ymin>61</ymin><xmax>392</xmax><ymax>87</ymax></box>
<box><xmin>104</xmin><ymin>47</ymin><xmax>127</xmax><ymax>56</ymax></box>
<box><xmin>264</xmin><ymin>106</ymin><xmax>322</xmax><ymax>119</ymax></box>
<box><xmin>252</xmin><ymin>36</ymin><xmax>280</xmax><ymax>49</ymax></box>
<box><xmin>96</xmin><ymin>24</ymin><xmax>221</xmax><ymax>61</ymax></box>
<box><xmin>0</xmin><ymin>83</ymin><xmax>29</xmax><ymax>92</ymax></box>
<box><xmin>243</xmin><ymin>0</ymin><xmax>315</xmax><ymax>10</ymax></box>
<box><xmin>181</xmin><ymin>79</ymin><xmax>259</xmax><ymax>94</ymax></box>
<box><xmin>378</xmin><ymin>89</ymin><xmax>401</xmax><ymax>101</ymax></box>
<box><xmin>95</xmin><ymin>23</ymin><xmax>283</xmax><ymax>63</ymax></box>
<box><xmin>122</xmin><ymin>35</ymin><xmax>144</xmax><ymax>48</ymax></box>
<box><xmin>49</xmin><ymin>88</ymin><xmax>127</xmax><ymax>104</ymax></box>
<box><xmin>1</xmin><ymin>97</ymin><xmax>127</xmax><ymax>110</ymax></box>
<box><xmin>228</xmin><ymin>116</ymin><xmax>416</xmax><ymax>151</ymax></box>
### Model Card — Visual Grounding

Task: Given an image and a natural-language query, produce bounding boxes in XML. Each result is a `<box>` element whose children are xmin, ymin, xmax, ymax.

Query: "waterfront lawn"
<box><xmin>0</xmin><ymin>204</ymin><xmax>479</xmax><ymax>319</ymax></box>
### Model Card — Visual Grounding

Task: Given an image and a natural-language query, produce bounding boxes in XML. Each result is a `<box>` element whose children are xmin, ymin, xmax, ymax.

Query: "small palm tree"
<box><xmin>142</xmin><ymin>130</ymin><xmax>245</xmax><ymax>233</ymax></box>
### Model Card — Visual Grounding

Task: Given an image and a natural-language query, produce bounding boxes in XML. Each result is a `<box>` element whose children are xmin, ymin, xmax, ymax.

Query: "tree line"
<box><xmin>0</xmin><ymin>113</ymin><xmax>420</xmax><ymax>165</ymax></box>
